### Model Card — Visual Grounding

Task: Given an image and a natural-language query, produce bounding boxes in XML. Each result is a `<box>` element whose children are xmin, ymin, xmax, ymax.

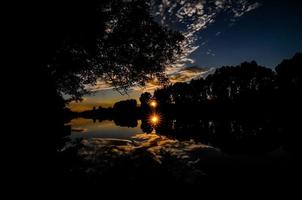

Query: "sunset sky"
<box><xmin>69</xmin><ymin>0</ymin><xmax>302</xmax><ymax>112</ymax></box>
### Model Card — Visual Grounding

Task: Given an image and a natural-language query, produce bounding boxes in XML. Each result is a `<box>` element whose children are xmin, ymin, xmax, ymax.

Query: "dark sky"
<box><xmin>191</xmin><ymin>0</ymin><xmax>302</xmax><ymax>68</ymax></box>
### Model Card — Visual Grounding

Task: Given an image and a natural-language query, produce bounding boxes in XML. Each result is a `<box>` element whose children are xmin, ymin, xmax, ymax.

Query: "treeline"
<box><xmin>78</xmin><ymin>99</ymin><xmax>139</xmax><ymax>119</ymax></box>
<box><xmin>146</xmin><ymin>53</ymin><xmax>301</xmax><ymax>152</ymax></box>
<box><xmin>77</xmin><ymin>53</ymin><xmax>301</xmax><ymax>120</ymax></box>
<box><xmin>149</xmin><ymin>53</ymin><xmax>302</xmax><ymax>119</ymax></box>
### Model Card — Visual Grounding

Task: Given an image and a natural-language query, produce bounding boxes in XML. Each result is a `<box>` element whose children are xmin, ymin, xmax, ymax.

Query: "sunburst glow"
<box><xmin>150</xmin><ymin>100</ymin><xmax>157</xmax><ymax>108</ymax></box>
<box><xmin>149</xmin><ymin>114</ymin><xmax>160</xmax><ymax>126</ymax></box>
<box><xmin>151</xmin><ymin>116</ymin><xmax>159</xmax><ymax>123</ymax></box>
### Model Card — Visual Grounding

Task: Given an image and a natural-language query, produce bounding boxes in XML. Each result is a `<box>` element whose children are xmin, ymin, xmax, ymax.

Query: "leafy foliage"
<box><xmin>48</xmin><ymin>0</ymin><xmax>184</xmax><ymax>100</ymax></box>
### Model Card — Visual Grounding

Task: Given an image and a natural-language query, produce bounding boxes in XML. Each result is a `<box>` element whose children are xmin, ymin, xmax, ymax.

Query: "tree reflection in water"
<box><xmin>149</xmin><ymin>118</ymin><xmax>282</xmax><ymax>154</ymax></box>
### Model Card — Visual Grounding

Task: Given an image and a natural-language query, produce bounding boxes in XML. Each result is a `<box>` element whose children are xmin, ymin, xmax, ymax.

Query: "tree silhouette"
<box><xmin>276</xmin><ymin>53</ymin><xmax>302</xmax><ymax>97</ymax></box>
<box><xmin>275</xmin><ymin>53</ymin><xmax>302</xmax><ymax>151</ymax></box>
<box><xmin>140</xmin><ymin>92</ymin><xmax>152</xmax><ymax>108</ymax></box>
<box><xmin>151</xmin><ymin>60</ymin><xmax>281</xmax><ymax>119</ymax></box>
<box><xmin>153</xmin><ymin>86</ymin><xmax>172</xmax><ymax>106</ymax></box>
<box><xmin>113</xmin><ymin>99</ymin><xmax>138</xmax><ymax>114</ymax></box>
<box><xmin>49</xmin><ymin>0</ymin><xmax>184</xmax><ymax>100</ymax></box>
<box><xmin>170</xmin><ymin>82</ymin><xmax>193</xmax><ymax>105</ymax></box>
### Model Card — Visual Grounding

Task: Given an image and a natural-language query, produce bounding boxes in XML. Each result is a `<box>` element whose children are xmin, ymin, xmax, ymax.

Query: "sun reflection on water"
<box><xmin>149</xmin><ymin>113</ymin><xmax>160</xmax><ymax>127</ymax></box>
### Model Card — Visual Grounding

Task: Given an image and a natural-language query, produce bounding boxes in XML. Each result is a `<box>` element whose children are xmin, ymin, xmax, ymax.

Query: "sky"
<box><xmin>69</xmin><ymin>0</ymin><xmax>302</xmax><ymax>112</ymax></box>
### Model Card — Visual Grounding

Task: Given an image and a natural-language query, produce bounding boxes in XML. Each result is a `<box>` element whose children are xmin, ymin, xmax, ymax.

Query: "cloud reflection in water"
<box><xmin>62</xmin><ymin>133</ymin><xmax>222</xmax><ymax>184</ymax></box>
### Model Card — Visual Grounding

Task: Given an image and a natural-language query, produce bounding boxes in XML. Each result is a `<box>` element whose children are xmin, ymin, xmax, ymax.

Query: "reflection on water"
<box><xmin>69</xmin><ymin>118</ymin><xmax>142</xmax><ymax>139</ymax></box>
<box><xmin>68</xmin><ymin>117</ymin><xmax>284</xmax><ymax>154</ymax></box>
<box><xmin>62</xmin><ymin>117</ymin><xmax>295</xmax><ymax>185</ymax></box>
<box><xmin>69</xmin><ymin>133</ymin><xmax>218</xmax><ymax>163</ymax></box>
<box><xmin>62</xmin><ymin>133</ymin><xmax>220</xmax><ymax>184</ymax></box>
<box><xmin>64</xmin><ymin>119</ymin><xmax>221</xmax><ymax>184</ymax></box>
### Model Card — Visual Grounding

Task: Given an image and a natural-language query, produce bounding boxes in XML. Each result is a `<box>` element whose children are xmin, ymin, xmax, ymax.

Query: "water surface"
<box><xmin>69</xmin><ymin>118</ymin><xmax>143</xmax><ymax>139</ymax></box>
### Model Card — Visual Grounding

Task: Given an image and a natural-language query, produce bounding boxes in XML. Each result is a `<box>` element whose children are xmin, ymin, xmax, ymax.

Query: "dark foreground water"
<box><xmin>60</xmin><ymin>118</ymin><xmax>297</xmax><ymax>185</ymax></box>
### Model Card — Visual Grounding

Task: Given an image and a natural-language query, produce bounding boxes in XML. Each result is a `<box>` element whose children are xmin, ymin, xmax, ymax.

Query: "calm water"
<box><xmin>63</xmin><ymin>117</ymin><xmax>294</xmax><ymax>184</ymax></box>
<box><xmin>69</xmin><ymin>118</ymin><xmax>144</xmax><ymax>139</ymax></box>
<box><xmin>68</xmin><ymin>117</ymin><xmax>288</xmax><ymax>154</ymax></box>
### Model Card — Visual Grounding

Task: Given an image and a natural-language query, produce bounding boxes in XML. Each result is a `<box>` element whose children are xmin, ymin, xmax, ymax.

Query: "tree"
<box><xmin>113</xmin><ymin>99</ymin><xmax>138</xmax><ymax>114</ymax></box>
<box><xmin>140</xmin><ymin>92</ymin><xmax>152</xmax><ymax>108</ymax></box>
<box><xmin>275</xmin><ymin>53</ymin><xmax>302</xmax><ymax>151</ymax></box>
<box><xmin>151</xmin><ymin>60</ymin><xmax>278</xmax><ymax>117</ymax></box>
<box><xmin>276</xmin><ymin>53</ymin><xmax>302</xmax><ymax>96</ymax></box>
<box><xmin>48</xmin><ymin>0</ymin><xmax>185</xmax><ymax>101</ymax></box>
<box><xmin>153</xmin><ymin>86</ymin><xmax>172</xmax><ymax>106</ymax></box>
<box><xmin>170</xmin><ymin>82</ymin><xmax>193</xmax><ymax>105</ymax></box>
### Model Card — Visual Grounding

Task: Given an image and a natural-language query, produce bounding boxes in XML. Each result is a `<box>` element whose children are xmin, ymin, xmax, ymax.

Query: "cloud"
<box><xmin>131</xmin><ymin>66</ymin><xmax>214</xmax><ymax>92</ymax></box>
<box><xmin>247</xmin><ymin>2</ymin><xmax>261</xmax><ymax>12</ymax></box>
<box><xmin>169</xmin><ymin>66</ymin><xmax>212</xmax><ymax>83</ymax></box>
<box><xmin>206</xmin><ymin>49</ymin><xmax>216</xmax><ymax>56</ymax></box>
<box><xmin>232</xmin><ymin>1</ymin><xmax>261</xmax><ymax>18</ymax></box>
<box><xmin>130</xmin><ymin>66</ymin><xmax>216</xmax><ymax>92</ymax></box>
<box><xmin>86</xmin><ymin>64</ymin><xmax>213</xmax><ymax>93</ymax></box>
<box><xmin>215</xmin><ymin>0</ymin><xmax>226</xmax><ymax>9</ymax></box>
<box><xmin>151</xmin><ymin>0</ymin><xmax>261</xmax><ymax>81</ymax></box>
<box><xmin>63</xmin><ymin>133</ymin><xmax>220</xmax><ymax>174</ymax></box>
<box><xmin>72</xmin><ymin>128</ymin><xmax>88</xmax><ymax>133</ymax></box>
<box><xmin>86</xmin><ymin>81</ymin><xmax>114</xmax><ymax>92</ymax></box>
<box><xmin>153</xmin><ymin>0</ymin><xmax>260</xmax><ymax>62</ymax></box>
<box><xmin>132</xmin><ymin>80</ymin><xmax>163</xmax><ymax>92</ymax></box>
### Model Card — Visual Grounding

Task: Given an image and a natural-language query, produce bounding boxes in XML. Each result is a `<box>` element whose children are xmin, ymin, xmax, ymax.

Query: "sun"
<box><xmin>149</xmin><ymin>100</ymin><xmax>157</xmax><ymax>108</ymax></box>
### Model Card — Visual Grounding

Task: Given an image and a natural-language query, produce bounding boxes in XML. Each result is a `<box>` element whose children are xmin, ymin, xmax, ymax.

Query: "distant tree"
<box><xmin>275</xmin><ymin>53</ymin><xmax>302</xmax><ymax>113</ymax></box>
<box><xmin>151</xmin><ymin>60</ymin><xmax>278</xmax><ymax>117</ymax></box>
<box><xmin>276</xmin><ymin>53</ymin><xmax>302</xmax><ymax>96</ymax></box>
<box><xmin>170</xmin><ymin>82</ymin><xmax>193</xmax><ymax>105</ymax></box>
<box><xmin>205</xmin><ymin>61</ymin><xmax>275</xmax><ymax>102</ymax></box>
<box><xmin>153</xmin><ymin>86</ymin><xmax>172</xmax><ymax>106</ymax></box>
<box><xmin>113</xmin><ymin>99</ymin><xmax>138</xmax><ymax>115</ymax></box>
<box><xmin>190</xmin><ymin>78</ymin><xmax>208</xmax><ymax>103</ymax></box>
<box><xmin>140</xmin><ymin>92</ymin><xmax>152</xmax><ymax>108</ymax></box>
<box><xmin>275</xmin><ymin>53</ymin><xmax>302</xmax><ymax>151</ymax></box>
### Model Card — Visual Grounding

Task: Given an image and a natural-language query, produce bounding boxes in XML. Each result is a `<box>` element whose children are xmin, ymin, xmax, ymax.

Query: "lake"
<box><xmin>61</xmin><ymin>117</ymin><xmax>295</xmax><ymax>185</ymax></box>
<box><xmin>63</xmin><ymin>117</ymin><xmax>223</xmax><ymax>183</ymax></box>
<box><xmin>69</xmin><ymin>118</ymin><xmax>144</xmax><ymax>139</ymax></box>
<box><xmin>67</xmin><ymin>117</ymin><xmax>288</xmax><ymax>154</ymax></box>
